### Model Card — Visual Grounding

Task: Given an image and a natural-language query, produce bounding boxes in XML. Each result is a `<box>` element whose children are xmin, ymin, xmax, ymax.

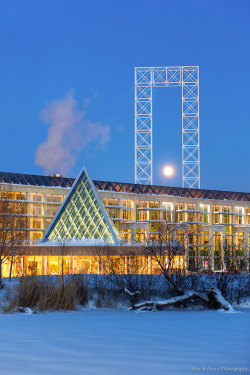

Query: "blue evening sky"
<box><xmin>0</xmin><ymin>0</ymin><xmax>249</xmax><ymax>192</ymax></box>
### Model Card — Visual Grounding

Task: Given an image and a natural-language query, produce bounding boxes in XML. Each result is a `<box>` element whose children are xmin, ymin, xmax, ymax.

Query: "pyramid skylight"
<box><xmin>41</xmin><ymin>166</ymin><xmax>121</xmax><ymax>245</ymax></box>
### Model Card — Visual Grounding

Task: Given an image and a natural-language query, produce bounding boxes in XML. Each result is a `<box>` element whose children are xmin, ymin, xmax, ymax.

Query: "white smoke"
<box><xmin>35</xmin><ymin>90</ymin><xmax>110</xmax><ymax>175</ymax></box>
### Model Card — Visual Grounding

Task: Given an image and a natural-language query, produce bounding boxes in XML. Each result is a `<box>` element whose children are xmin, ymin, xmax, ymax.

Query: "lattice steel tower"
<box><xmin>135</xmin><ymin>66</ymin><xmax>200</xmax><ymax>189</ymax></box>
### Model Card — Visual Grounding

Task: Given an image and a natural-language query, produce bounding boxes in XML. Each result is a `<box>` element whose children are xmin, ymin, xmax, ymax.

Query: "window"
<box><xmin>102</xmin><ymin>198</ymin><xmax>119</xmax><ymax>206</ymax></box>
<box><xmin>30</xmin><ymin>231</ymin><xmax>43</xmax><ymax>240</ymax></box>
<box><xmin>136</xmin><ymin>200</ymin><xmax>149</xmax><ymax>209</ymax></box>
<box><xmin>235</xmin><ymin>215</ymin><xmax>243</xmax><ymax>225</ymax></box>
<box><xmin>187</xmin><ymin>212</ymin><xmax>197</xmax><ymax>222</ymax></box>
<box><xmin>187</xmin><ymin>204</ymin><xmax>197</xmax><ymax>211</ymax></box>
<box><xmin>31</xmin><ymin>193</ymin><xmax>44</xmax><ymax>202</ymax></box>
<box><xmin>30</xmin><ymin>218</ymin><xmax>43</xmax><ymax>229</ymax></box>
<box><xmin>213</xmin><ymin>205</ymin><xmax>232</xmax><ymax>213</ymax></box>
<box><xmin>225</xmin><ymin>226</ymin><xmax>232</xmax><ymax>235</ymax></box>
<box><xmin>149</xmin><ymin>211</ymin><xmax>159</xmax><ymax>220</ymax></box>
<box><xmin>15</xmin><ymin>192</ymin><xmax>27</xmax><ymax>200</ymax></box>
<box><xmin>122</xmin><ymin>209</ymin><xmax>133</xmax><ymax>220</ymax></box>
<box><xmin>122</xmin><ymin>200</ymin><xmax>133</xmax><ymax>220</ymax></box>
<box><xmin>235</xmin><ymin>207</ymin><xmax>243</xmax><ymax>214</ymax></box>
<box><xmin>162</xmin><ymin>202</ymin><xmax>172</xmax><ymax>211</ymax></box>
<box><xmin>149</xmin><ymin>201</ymin><xmax>159</xmax><ymax>209</ymax></box>
<box><xmin>149</xmin><ymin>222</ymin><xmax>159</xmax><ymax>233</ymax></box>
<box><xmin>162</xmin><ymin>211</ymin><xmax>172</xmax><ymax>221</ymax></box>
<box><xmin>189</xmin><ymin>235</ymin><xmax>198</xmax><ymax>245</ymax></box>
<box><xmin>58</xmin><ymin>195</ymin><xmax>64</xmax><ymax>203</ymax></box>
<box><xmin>212</xmin><ymin>213</ymin><xmax>220</xmax><ymax>224</ymax></box>
<box><xmin>200</xmin><ymin>212</ymin><xmax>209</xmax><ymax>223</ymax></box>
<box><xmin>47</xmin><ymin>194</ymin><xmax>65</xmax><ymax>203</ymax></box>
<box><xmin>200</xmin><ymin>232</ymin><xmax>209</xmax><ymax>245</ymax></box>
<box><xmin>176</xmin><ymin>203</ymin><xmax>184</xmax><ymax>211</ymax></box>
<box><xmin>30</xmin><ymin>204</ymin><xmax>43</xmax><ymax>215</ymax></box>
<box><xmin>222</xmin><ymin>206</ymin><xmax>232</xmax><ymax>213</ymax></box>
<box><xmin>235</xmin><ymin>207</ymin><xmax>244</xmax><ymax>225</ymax></box>
<box><xmin>176</xmin><ymin>211</ymin><xmax>184</xmax><ymax>222</ymax></box>
<box><xmin>46</xmin><ymin>205</ymin><xmax>59</xmax><ymax>216</ymax></box>
<box><xmin>136</xmin><ymin>210</ymin><xmax>148</xmax><ymax>221</ymax></box>
<box><xmin>225</xmin><ymin>236</ymin><xmax>232</xmax><ymax>245</ymax></box>
<box><xmin>108</xmin><ymin>208</ymin><xmax>119</xmax><ymax>219</ymax></box>
<box><xmin>200</xmin><ymin>204</ymin><xmax>209</xmax><ymax>212</ymax></box>
<box><xmin>122</xmin><ymin>199</ymin><xmax>133</xmax><ymax>208</ymax></box>
<box><xmin>222</xmin><ymin>214</ymin><xmax>232</xmax><ymax>224</ymax></box>
<box><xmin>46</xmin><ymin>218</ymin><xmax>52</xmax><ymax>228</ymax></box>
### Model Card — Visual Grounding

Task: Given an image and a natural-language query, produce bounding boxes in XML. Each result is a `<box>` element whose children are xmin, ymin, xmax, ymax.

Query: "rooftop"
<box><xmin>0</xmin><ymin>171</ymin><xmax>250</xmax><ymax>202</ymax></box>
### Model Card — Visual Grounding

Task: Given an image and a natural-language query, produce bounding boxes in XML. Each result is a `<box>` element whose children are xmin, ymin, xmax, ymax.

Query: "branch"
<box><xmin>145</xmin><ymin>244</ymin><xmax>184</xmax><ymax>296</ymax></box>
<box><xmin>124</xmin><ymin>287</ymin><xmax>140</xmax><ymax>297</ymax></box>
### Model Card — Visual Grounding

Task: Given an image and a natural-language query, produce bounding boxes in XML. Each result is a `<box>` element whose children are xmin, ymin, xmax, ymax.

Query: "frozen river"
<box><xmin>0</xmin><ymin>309</ymin><xmax>249</xmax><ymax>375</ymax></box>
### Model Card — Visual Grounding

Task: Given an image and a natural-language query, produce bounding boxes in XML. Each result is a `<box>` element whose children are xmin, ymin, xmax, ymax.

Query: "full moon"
<box><xmin>163</xmin><ymin>166</ymin><xmax>174</xmax><ymax>177</ymax></box>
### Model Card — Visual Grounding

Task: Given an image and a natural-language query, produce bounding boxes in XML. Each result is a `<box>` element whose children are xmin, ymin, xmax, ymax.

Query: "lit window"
<box><xmin>31</xmin><ymin>193</ymin><xmax>44</xmax><ymax>202</ymax></box>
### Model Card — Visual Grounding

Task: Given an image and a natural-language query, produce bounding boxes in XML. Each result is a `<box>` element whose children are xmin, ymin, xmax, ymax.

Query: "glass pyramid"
<box><xmin>41</xmin><ymin>166</ymin><xmax>121</xmax><ymax>245</ymax></box>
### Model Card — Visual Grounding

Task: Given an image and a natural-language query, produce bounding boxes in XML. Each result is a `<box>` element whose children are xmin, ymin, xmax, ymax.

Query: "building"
<box><xmin>0</xmin><ymin>167</ymin><xmax>249</xmax><ymax>278</ymax></box>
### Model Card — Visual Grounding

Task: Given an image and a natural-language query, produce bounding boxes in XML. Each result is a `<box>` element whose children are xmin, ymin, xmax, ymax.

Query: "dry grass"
<box><xmin>4</xmin><ymin>275</ymin><xmax>89</xmax><ymax>313</ymax></box>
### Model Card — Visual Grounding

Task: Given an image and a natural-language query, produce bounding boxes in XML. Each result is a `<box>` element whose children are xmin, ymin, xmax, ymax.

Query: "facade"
<box><xmin>0</xmin><ymin>170</ymin><xmax>250</xmax><ymax>277</ymax></box>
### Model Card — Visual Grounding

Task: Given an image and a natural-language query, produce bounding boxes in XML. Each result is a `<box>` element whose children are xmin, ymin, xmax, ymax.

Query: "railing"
<box><xmin>15</xmin><ymin>237</ymin><xmax>183</xmax><ymax>247</ymax></box>
<box><xmin>38</xmin><ymin>238</ymin><xmax>148</xmax><ymax>246</ymax></box>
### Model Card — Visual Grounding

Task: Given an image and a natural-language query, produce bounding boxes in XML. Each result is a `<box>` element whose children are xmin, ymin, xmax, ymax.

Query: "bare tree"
<box><xmin>0</xmin><ymin>185</ymin><xmax>28</xmax><ymax>284</ymax></box>
<box><xmin>96</xmin><ymin>251</ymin><xmax>154</xmax><ymax>308</ymax></box>
<box><xmin>56</xmin><ymin>237</ymin><xmax>70</xmax><ymax>284</ymax></box>
<box><xmin>131</xmin><ymin>221</ymin><xmax>236</xmax><ymax>311</ymax></box>
<box><xmin>224</xmin><ymin>235</ymin><xmax>248</xmax><ymax>273</ymax></box>
<box><xmin>144</xmin><ymin>221</ymin><xmax>188</xmax><ymax>295</ymax></box>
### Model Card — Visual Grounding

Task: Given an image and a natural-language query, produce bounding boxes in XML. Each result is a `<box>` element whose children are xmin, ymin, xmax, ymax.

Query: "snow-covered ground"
<box><xmin>0</xmin><ymin>309</ymin><xmax>249</xmax><ymax>375</ymax></box>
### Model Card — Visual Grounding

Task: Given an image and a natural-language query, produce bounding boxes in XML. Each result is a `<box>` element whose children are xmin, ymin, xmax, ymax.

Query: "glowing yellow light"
<box><xmin>163</xmin><ymin>166</ymin><xmax>174</xmax><ymax>177</ymax></box>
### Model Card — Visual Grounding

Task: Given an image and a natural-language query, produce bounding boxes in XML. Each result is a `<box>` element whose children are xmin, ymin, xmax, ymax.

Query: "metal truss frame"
<box><xmin>135</xmin><ymin>66</ymin><xmax>200</xmax><ymax>189</ymax></box>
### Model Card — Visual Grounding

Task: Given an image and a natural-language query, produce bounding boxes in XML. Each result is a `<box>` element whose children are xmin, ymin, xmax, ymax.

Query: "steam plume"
<box><xmin>35</xmin><ymin>91</ymin><xmax>110</xmax><ymax>175</ymax></box>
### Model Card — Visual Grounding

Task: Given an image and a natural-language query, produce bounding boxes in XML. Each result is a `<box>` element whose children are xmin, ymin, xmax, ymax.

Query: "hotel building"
<box><xmin>0</xmin><ymin>168</ymin><xmax>249</xmax><ymax>277</ymax></box>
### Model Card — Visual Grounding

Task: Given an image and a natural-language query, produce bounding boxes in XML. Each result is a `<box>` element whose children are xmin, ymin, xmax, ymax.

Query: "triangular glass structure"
<box><xmin>41</xmin><ymin>166</ymin><xmax>121</xmax><ymax>245</ymax></box>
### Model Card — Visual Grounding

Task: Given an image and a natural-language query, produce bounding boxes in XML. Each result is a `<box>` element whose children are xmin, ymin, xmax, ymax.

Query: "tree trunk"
<box><xmin>162</xmin><ymin>270</ymin><xmax>184</xmax><ymax>295</ymax></box>
<box><xmin>61</xmin><ymin>257</ymin><xmax>64</xmax><ymax>284</ymax></box>
<box><xmin>130</xmin><ymin>292</ymin><xmax>209</xmax><ymax>311</ymax></box>
<box><xmin>129</xmin><ymin>289</ymin><xmax>234</xmax><ymax>312</ymax></box>
<box><xmin>0</xmin><ymin>259</ymin><xmax>3</xmax><ymax>288</ymax></box>
<box><xmin>9</xmin><ymin>249</ymin><xmax>14</xmax><ymax>282</ymax></box>
<box><xmin>207</xmin><ymin>289</ymin><xmax>234</xmax><ymax>311</ymax></box>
